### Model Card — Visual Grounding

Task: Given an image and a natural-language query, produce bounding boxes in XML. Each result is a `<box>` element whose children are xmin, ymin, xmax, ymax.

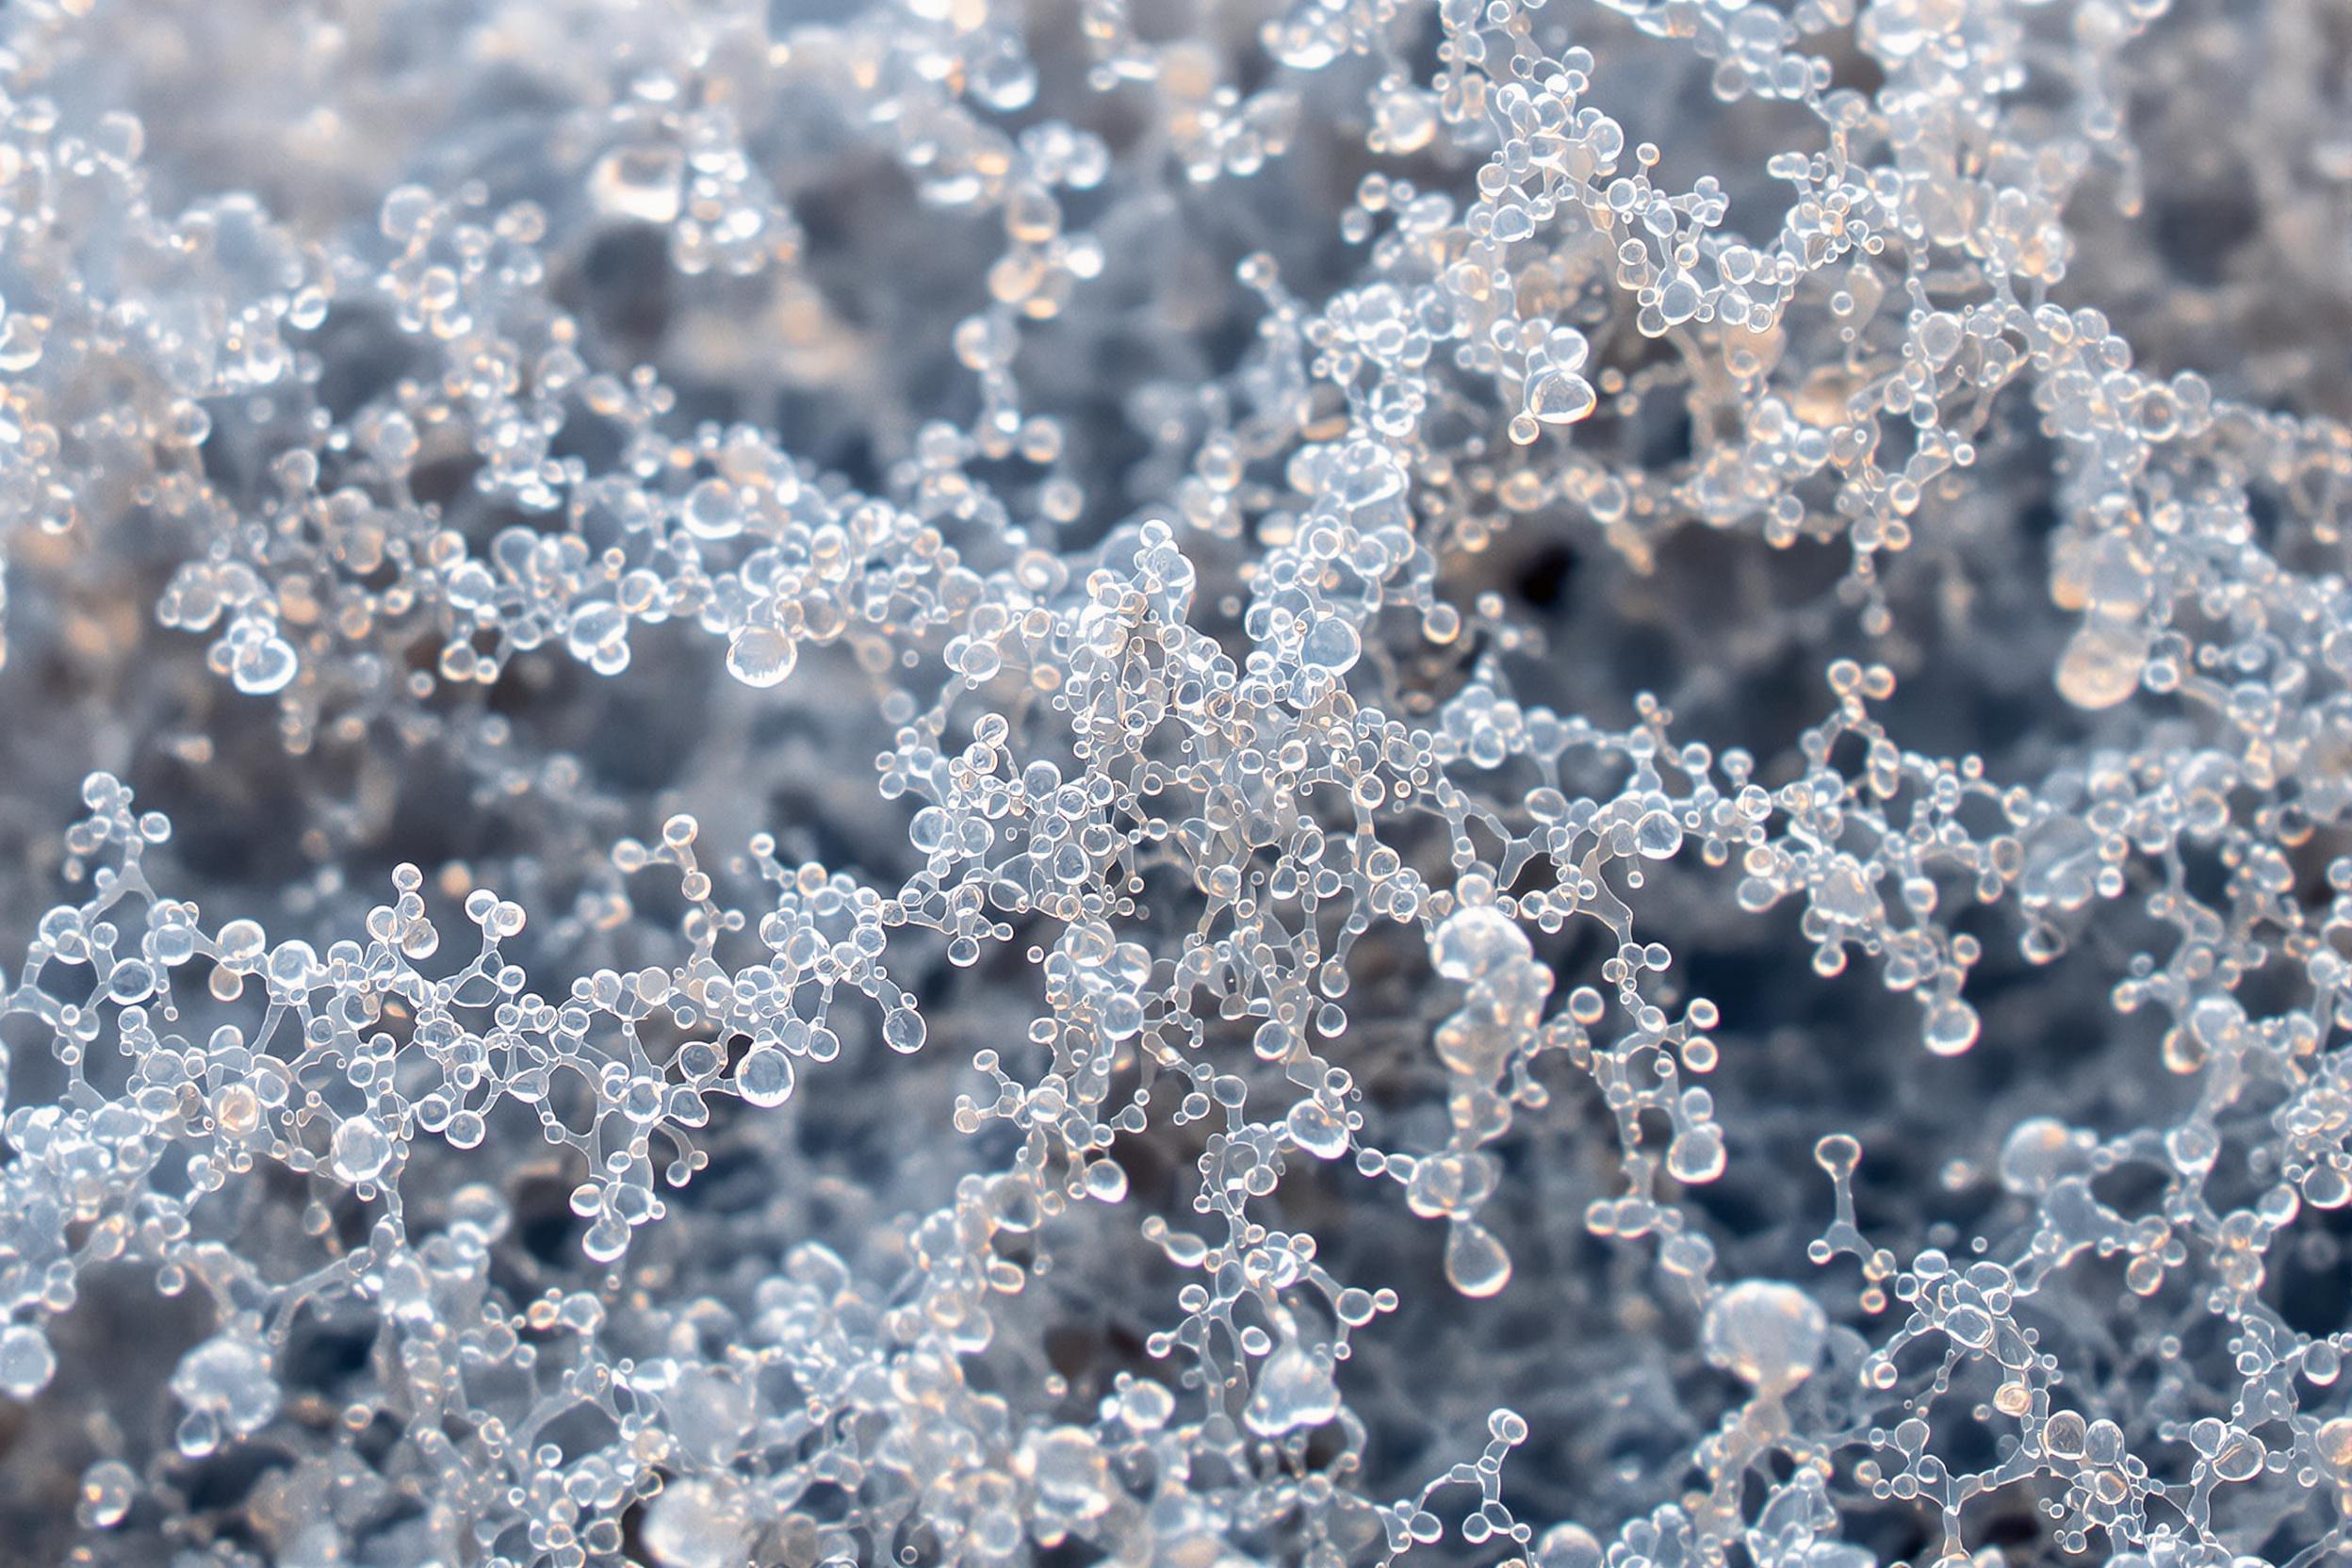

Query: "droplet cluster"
<box><xmin>0</xmin><ymin>0</ymin><xmax>2347</xmax><ymax>1565</ymax></box>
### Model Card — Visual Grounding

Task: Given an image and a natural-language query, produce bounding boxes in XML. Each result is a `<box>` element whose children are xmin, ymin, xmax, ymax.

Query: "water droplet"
<box><xmin>2054</xmin><ymin>615</ymin><xmax>2147</xmax><ymax>710</ymax></box>
<box><xmin>643</xmin><ymin>1478</ymin><xmax>748</xmax><ymax>1568</ymax></box>
<box><xmin>1445</xmin><ymin>1220</ymin><xmax>1512</xmax><ymax>1297</ymax></box>
<box><xmin>171</xmin><ymin>1336</ymin><xmax>279</xmax><ymax>1436</ymax></box>
<box><xmin>1922</xmin><ymin>996</ymin><xmax>1979</xmax><ymax>1056</ymax></box>
<box><xmin>1286</xmin><ymin>1099</ymin><xmax>1349</xmax><ymax>1159</ymax></box>
<box><xmin>1536</xmin><ymin>1524</ymin><xmax>1605</xmax><ymax>1568</ymax></box>
<box><xmin>1527</xmin><ymin>369</ymin><xmax>1596</xmax><ymax>425</ymax></box>
<box><xmin>1432</xmin><ymin>905</ymin><xmax>1530</xmax><ymax>981</ymax></box>
<box><xmin>1026</xmin><ymin>1427</ymin><xmax>1115</xmax><ymax>1518</ymax></box>
<box><xmin>0</xmin><ymin>1325</ymin><xmax>56</xmax><ymax>1398</ymax></box>
<box><xmin>565</xmin><ymin>601</ymin><xmax>629</xmax><ymax>668</ymax></box>
<box><xmin>331</xmin><ymin>1114</ymin><xmax>394</xmax><ymax>1183</ymax></box>
<box><xmin>583</xmin><ymin>1214</ymin><xmax>629</xmax><ymax>1263</ymax></box>
<box><xmin>1118</xmin><ymin>1379</ymin><xmax>1174</xmax><ymax>1430</ymax></box>
<box><xmin>1815</xmin><ymin>858</ymin><xmax>1878</xmax><ymax>925</ymax></box>
<box><xmin>969</xmin><ymin>41</ymin><xmax>1038</xmax><ymax>111</ymax></box>
<box><xmin>1943</xmin><ymin>1303</ymin><xmax>1996</xmax><ymax>1349</ymax></box>
<box><xmin>1083</xmin><ymin>1159</ymin><xmax>1129</xmax><ymax>1202</ymax></box>
<box><xmin>681</xmin><ymin>479</ymin><xmax>743</xmax><ymax>540</ymax></box>
<box><xmin>737</xmin><ymin>1047</ymin><xmax>796</xmax><ymax>1108</ymax></box>
<box><xmin>882</xmin><ymin>1008</ymin><xmax>926</xmax><ymax>1053</ymax></box>
<box><xmin>1999</xmin><ymin>1117</ymin><xmax>2086</xmax><ymax>1195</ymax></box>
<box><xmin>1243</xmin><ymin>1339</ymin><xmax>1341</xmax><ymax>1435</ymax></box>
<box><xmin>1702</xmin><ymin>1280</ymin><xmax>1826</xmax><ymax>1394</ymax></box>
<box><xmin>0</xmin><ymin>317</ymin><xmax>44</xmax><ymax>373</ymax></box>
<box><xmin>2212</xmin><ymin>1430</ymin><xmax>2265</xmax><ymax>1483</ymax></box>
<box><xmin>1299</xmin><ymin>616</ymin><xmax>1361</xmax><ymax>675</ymax></box>
<box><xmin>230</xmin><ymin>635</ymin><xmax>299</xmax><ymax>695</ymax></box>
<box><xmin>1667</xmin><ymin>1124</ymin><xmax>1726</xmax><ymax>1184</ymax></box>
<box><xmin>2317</xmin><ymin>1417</ymin><xmax>2352</xmax><ymax>1475</ymax></box>
<box><xmin>106</xmin><ymin>958</ymin><xmax>155</xmax><ymax>1004</ymax></box>
<box><xmin>727</xmin><ymin>625</ymin><xmax>798</xmax><ymax>688</ymax></box>
<box><xmin>1635</xmin><ymin>809</ymin><xmax>1684</xmax><ymax>859</ymax></box>
<box><xmin>1375</xmin><ymin>87</ymin><xmax>1439</xmax><ymax>153</ymax></box>
<box><xmin>77</xmin><ymin>1459</ymin><xmax>135</xmax><ymax>1528</ymax></box>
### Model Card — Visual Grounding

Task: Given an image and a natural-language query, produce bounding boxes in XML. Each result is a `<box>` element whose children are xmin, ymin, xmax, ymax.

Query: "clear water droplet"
<box><xmin>331</xmin><ymin>1114</ymin><xmax>393</xmax><ymax>1183</ymax></box>
<box><xmin>171</xmin><ymin>1336</ymin><xmax>279</xmax><ymax>1435</ymax></box>
<box><xmin>1299</xmin><ymin>616</ymin><xmax>1361</xmax><ymax>674</ymax></box>
<box><xmin>0</xmin><ymin>1325</ymin><xmax>56</xmax><ymax>1398</ymax></box>
<box><xmin>1536</xmin><ymin>1524</ymin><xmax>1605</xmax><ymax>1568</ymax></box>
<box><xmin>1922</xmin><ymin>996</ymin><xmax>1979</xmax><ymax>1056</ymax></box>
<box><xmin>681</xmin><ymin>479</ymin><xmax>743</xmax><ymax>541</ymax></box>
<box><xmin>882</xmin><ymin>1008</ymin><xmax>926</xmax><ymax>1053</ymax></box>
<box><xmin>1667</xmin><ymin>1124</ymin><xmax>1726</xmax><ymax>1184</ymax></box>
<box><xmin>737</xmin><ymin>1047</ymin><xmax>796</xmax><ymax>1108</ymax></box>
<box><xmin>643</xmin><ymin>1478</ymin><xmax>747</xmax><ymax>1568</ymax></box>
<box><xmin>1375</xmin><ymin>87</ymin><xmax>1439</xmax><ymax>153</ymax></box>
<box><xmin>1635</xmin><ymin>809</ymin><xmax>1684</xmax><ymax>859</ymax></box>
<box><xmin>1702</xmin><ymin>1280</ymin><xmax>1826</xmax><ymax>1394</ymax></box>
<box><xmin>1243</xmin><ymin>1339</ymin><xmax>1341</xmax><ymax>1435</ymax></box>
<box><xmin>230</xmin><ymin>635</ymin><xmax>298</xmax><ymax>695</ymax></box>
<box><xmin>1432</xmin><ymin>905</ymin><xmax>1530</xmax><ymax>981</ymax></box>
<box><xmin>1445</xmin><ymin>1220</ymin><xmax>1513</xmax><ymax>1297</ymax></box>
<box><xmin>727</xmin><ymin>625</ymin><xmax>798</xmax><ymax>688</ymax></box>
<box><xmin>78</xmin><ymin>1459</ymin><xmax>136</xmax><ymax>1528</ymax></box>
<box><xmin>2055</xmin><ymin>615</ymin><xmax>2147</xmax><ymax>710</ymax></box>
<box><xmin>1527</xmin><ymin>369</ymin><xmax>1597</xmax><ymax>425</ymax></box>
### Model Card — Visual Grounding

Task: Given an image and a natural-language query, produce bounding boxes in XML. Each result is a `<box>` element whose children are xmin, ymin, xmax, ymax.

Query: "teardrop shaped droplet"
<box><xmin>727</xmin><ymin>626</ymin><xmax>797</xmax><ymax>688</ymax></box>
<box><xmin>1445</xmin><ymin>1219</ymin><xmax>1513</xmax><ymax>1297</ymax></box>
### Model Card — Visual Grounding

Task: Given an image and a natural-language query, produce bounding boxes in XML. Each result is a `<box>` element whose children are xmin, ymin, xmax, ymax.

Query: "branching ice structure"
<box><xmin>0</xmin><ymin>0</ymin><xmax>2348</xmax><ymax>1563</ymax></box>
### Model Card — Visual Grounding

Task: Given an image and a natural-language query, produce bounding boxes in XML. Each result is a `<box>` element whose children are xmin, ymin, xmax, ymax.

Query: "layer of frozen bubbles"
<box><xmin>0</xmin><ymin>0</ymin><xmax>2347</xmax><ymax>1563</ymax></box>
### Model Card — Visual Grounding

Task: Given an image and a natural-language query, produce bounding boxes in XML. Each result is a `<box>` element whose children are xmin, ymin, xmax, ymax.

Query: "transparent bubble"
<box><xmin>2054</xmin><ymin>616</ymin><xmax>2148</xmax><ymax>710</ymax></box>
<box><xmin>229</xmin><ymin>635</ymin><xmax>299</xmax><ymax>695</ymax></box>
<box><xmin>1922</xmin><ymin>997</ymin><xmax>1980</xmax><ymax>1056</ymax></box>
<box><xmin>1536</xmin><ymin>1524</ymin><xmax>1606</xmax><ymax>1568</ymax></box>
<box><xmin>77</xmin><ymin>1459</ymin><xmax>136</xmax><ymax>1528</ymax></box>
<box><xmin>1635</xmin><ymin>809</ymin><xmax>1684</xmax><ymax>859</ymax></box>
<box><xmin>681</xmin><ymin>480</ymin><xmax>744</xmax><ymax>541</ymax></box>
<box><xmin>0</xmin><ymin>1325</ymin><xmax>56</xmax><ymax>1398</ymax></box>
<box><xmin>1243</xmin><ymin>1340</ymin><xmax>1342</xmax><ymax>1436</ymax></box>
<box><xmin>1374</xmin><ymin>86</ymin><xmax>1440</xmax><ymax>154</ymax></box>
<box><xmin>643</xmin><ymin>1478</ymin><xmax>747</xmax><ymax>1568</ymax></box>
<box><xmin>882</xmin><ymin>1008</ymin><xmax>925</xmax><ymax>1053</ymax></box>
<box><xmin>1666</xmin><ymin>1125</ymin><xmax>1726</xmax><ymax>1184</ymax></box>
<box><xmin>1999</xmin><ymin>1117</ymin><xmax>2087</xmax><ymax>1195</ymax></box>
<box><xmin>171</xmin><ymin>1336</ymin><xmax>278</xmax><ymax>1436</ymax></box>
<box><xmin>331</xmin><ymin>1114</ymin><xmax>394</xmax><ymax>1183</ymax></box>
<box><xmin>1527</xmin><ymin>369</ymin><xmax>1598</xmax><ymax>426</ymax></box>
<box><xmin>1445</xmin><ymin>1220</ymin><xmax>1513</xmax><ymax>1297</ymax></box>
<box><xmin>1432</xmin><ymin>905</ymin><xmax>1531</xmax><ymax>982</ymax></box>
<box><xmin>1026</xmin><ymin>1428</ymin><xmax>1115</xmax><ymax>1519</ymax></box>
<box><xmin>737</xmin><ymin>1047</ymin><xmax>796</xmax><ymax>1108</ymax></box>
<box><xmin>1703</xmin><ymin>1280</ymin><xmax>1827</xmax><ymax>1394</ymax></box>
<box><xmin>2317</xmin><ymin>1418</ymin><xmax>2352</xmax><ymax>1476</ymax></box>
<box><xmin>727</xmin><ymin>625</ymin><xmax>798</xmax><ymax>688</ymax></box>
<box><xmin>1300</xmin><ymin>616</ymin><xmax>1362</xmax><ymax>675</ymax></box>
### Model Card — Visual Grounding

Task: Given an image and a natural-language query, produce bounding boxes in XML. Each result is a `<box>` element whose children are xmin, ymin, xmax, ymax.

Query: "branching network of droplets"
<box><xmin>0</xmin><ymin>0</ymin><xmax>2348</xmax><ymax>1563</ymax></box>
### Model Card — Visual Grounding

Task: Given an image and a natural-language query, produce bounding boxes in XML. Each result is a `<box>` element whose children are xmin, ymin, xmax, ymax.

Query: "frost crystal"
<box><xmin>0</xmin><ymin>0</ymin><xmax>2347</xmax><ymax>1563</ymax></box>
